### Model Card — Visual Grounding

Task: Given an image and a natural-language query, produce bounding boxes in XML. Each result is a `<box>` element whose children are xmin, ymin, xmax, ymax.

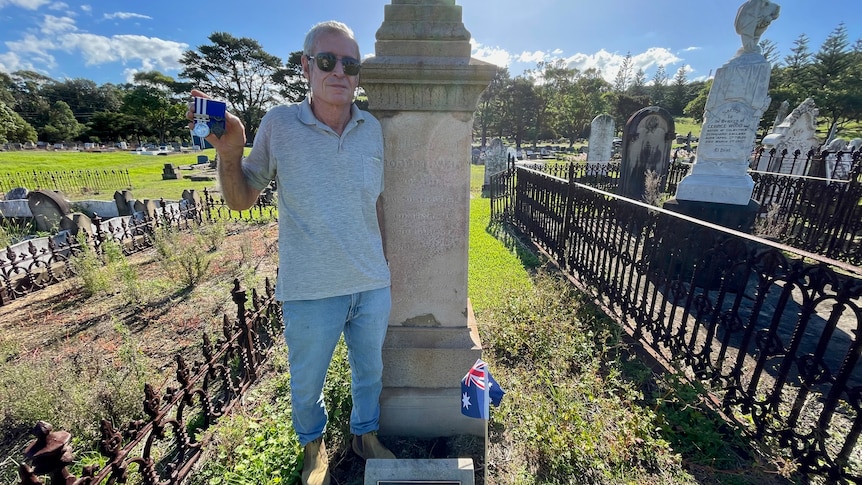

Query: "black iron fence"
<box><xmin>0</xmin><ymin>187</ymin><xmax>277</xmax><ymax>306</ymax></box>
<box><xmin>16</xmin><ymin>277</ymin><xmax>283</xmax><ymax>485</ymax></box>
<box><xmin>490</xmin><ymin>165</ymin><xmax>862</xmax><ymax>483</ymax></box>
<box><xmin>0</xmin><ymin>169</ymin><xmax>133</xmax><ymax>196</ymax></box>
<box><xmin>513</xmin><ymin>149</ymin><xmax>862</xmax><ymax>265</ymax></box>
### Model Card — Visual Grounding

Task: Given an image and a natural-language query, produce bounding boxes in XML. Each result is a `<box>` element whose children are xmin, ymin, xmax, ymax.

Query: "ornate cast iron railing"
<box><xmin>507</xmin><ymin>150</ymin><xmax>862</xmax><ymax>265</ymax></box>
<box><xmin>16</xmin><ymin>278</ymin><xmax>283</xmax><ymax>485</ymax></box>
<box><xmin>490</xmin><ymin>165</ymin><xmax>862</xmax><ymax>483</ymax></box>
<box><xmin>0</xmin><ymin>169</ymin><xmax>133</xmax><ymax>196</ymax></box>
<box><xmin>0</xmin><ymin>188</ymin><xmax>277</xmax><ymax>306</ymax></box>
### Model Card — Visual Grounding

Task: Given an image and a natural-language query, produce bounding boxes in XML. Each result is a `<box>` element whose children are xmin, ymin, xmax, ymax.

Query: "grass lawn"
<box><xmin>0</xmin><ymin>149</ymin><xmax>231</xmax><ymax>200</ymax></box>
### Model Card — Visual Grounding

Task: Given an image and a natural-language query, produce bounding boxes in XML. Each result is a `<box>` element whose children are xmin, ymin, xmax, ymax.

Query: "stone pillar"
<box><xmin>361</xmin><ymin>0</ymin><xmax>496</xmax><ymax>438</ymax></box>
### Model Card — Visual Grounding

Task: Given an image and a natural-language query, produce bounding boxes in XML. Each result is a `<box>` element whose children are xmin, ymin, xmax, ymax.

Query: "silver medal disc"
<box><xmin>193</xmin><ymin>121</ymin><xmax>210</xmax><ymax>138</ymax></box>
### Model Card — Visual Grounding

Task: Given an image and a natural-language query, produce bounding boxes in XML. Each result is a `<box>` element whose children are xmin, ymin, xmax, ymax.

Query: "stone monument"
<box><xmin>587</xmin><ymin>114</ymin><xmax>615</xmax><ymax>163</ymax></box>
<box><xmin>361</xmin><ymin>0</ymin><xmax>497</xmax><ymax>440</ymax></box>
<box><xmin>483</xmin><ymin>138</ymin><xmax>507</xmax><ymax>190</ymax></box>
<box><xmin>669</xmin><ymin>0</ymin><xmax>780</xmax><ymax>230</ymax></box>
<box><xmin>618</xmin><ymin>106</ymin><xmax>675</xmax><ymax>202</ymax></box>
<box><xmin>759</xmin><ymin>97</ymin><xmax>819</xmax><ymax>175</ymax></box>
<box><xmin>27</xmin><ymin>190</ymin><xmax>70</xmax><ymax>233</ymax></box>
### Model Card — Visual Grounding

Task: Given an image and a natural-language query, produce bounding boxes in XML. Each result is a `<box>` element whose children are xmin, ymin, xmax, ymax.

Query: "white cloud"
<box><xmin>59</xmin><ymin>33</ymin><xmax>186</xmax><ymax>71</ymax></box>
<box><xmin>0</xmin><ymin>12</ymin><xmax>188</xmax><ymax>80</ymax></box>
<box><xmin>104</xmin><ymin>11</ymin><xmax>152</xmax><ymax>21</ymax></box>
<box><xmin>558</xmin><ymin>47</ymin><xmax>682</xmax><ymax>83</ymax></box>
<box><xmin>470</xmin><ymin>40</ymin><xmax>512</xmax><ymax>69</ymax></box>
<box><xmin>681</xmin><ymin>46</ymin><xmax>701</xmax><ymax>52</ymax></box>
<box><xmin>0</xmin><ymin>0</ymin><xmax>51</xmax><ymax>9</ymax></box>
<box><xmin>39</xmin><ymin>14</ymin><xmax>76</xmax><ymax>35</ymax></box>
<box><xmin>48</xmin><ymin>2</ymin><xmax>67</xmax><ymax>10</ymax></box>
<box><xmin>79</xmin><ymin>4</ymin><xmax>90</xmax><ymax>13</ymax></box>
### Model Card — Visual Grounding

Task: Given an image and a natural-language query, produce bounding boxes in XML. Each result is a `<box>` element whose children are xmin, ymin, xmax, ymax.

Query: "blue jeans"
<box><xmin>282</xmin><ymin>286</ymin><xmax>391</xmax><ymax>446</ymax></box>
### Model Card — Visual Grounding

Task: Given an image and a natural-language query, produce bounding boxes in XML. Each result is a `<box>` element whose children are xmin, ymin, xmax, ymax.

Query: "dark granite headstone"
<box><xmin>114</xmin><ymin>190</ymin><xmax>135</xmax><ymax>216</ymax></box>
<box><xmin>619</xmin><ymin>106</ymin><xmax>675</xmax><ymax>202</ymax></box>
<box><xmin>162</xmin><ymin>163</ymin><xmax>179</xmax><ymax>180</ymax></box>
<box><xmin>6</xmin><ymin>187</ymin><xmax>29</xmax><ymax>200</ymax></box>
<box><xmin>60</xmin><ymin>212</ymin><xmax>94</xmax><ymax>238</ymax></box>
<box><xmin>27</xmin><ymin>190</ymin><xmax>70</xmax><ymax>232</ymax></box>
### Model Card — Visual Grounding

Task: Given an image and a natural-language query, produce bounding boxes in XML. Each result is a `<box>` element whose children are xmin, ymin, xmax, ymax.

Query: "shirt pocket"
<box><xmin>362</xmin><ymin>155</ymin><xmax>384</xmax><ymax>197</ymax></box>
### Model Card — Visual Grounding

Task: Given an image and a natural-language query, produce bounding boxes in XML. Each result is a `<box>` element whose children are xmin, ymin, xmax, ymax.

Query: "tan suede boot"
<box><xmin>301</xmin><ymin>437</ymin><xmax>330</xmax><ymax>485</ymax></box>
<box><xmin>351</xmin><ymin>431</ymin><xmax>396</xmax><ymax>460</ymax></box>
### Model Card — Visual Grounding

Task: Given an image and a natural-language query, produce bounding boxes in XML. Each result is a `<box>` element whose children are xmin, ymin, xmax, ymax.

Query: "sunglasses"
<box><xmin>307</xmin><ymin>52</ymin><xmax>361</xmax><ymax>76</ymax></box>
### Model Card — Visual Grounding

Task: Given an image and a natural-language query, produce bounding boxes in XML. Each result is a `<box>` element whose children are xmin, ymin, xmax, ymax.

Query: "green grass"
<box><xmin>0</xmin><ymin>149</ymin><xmax>234</xmax><ymax>200</ymax></box>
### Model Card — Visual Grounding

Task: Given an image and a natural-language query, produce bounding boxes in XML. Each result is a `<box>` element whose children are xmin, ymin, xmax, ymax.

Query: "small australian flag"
<box><xmin>461</xmin><ymin>359</ymin><xmax>505</xmax><ymax>420</ymax></box>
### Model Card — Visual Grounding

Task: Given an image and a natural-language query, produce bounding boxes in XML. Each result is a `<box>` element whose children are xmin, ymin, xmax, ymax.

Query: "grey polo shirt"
<box><xmin>240</xmin><ymin>98</ymin><xmax>390</xmax><ymax>301</ymax></box>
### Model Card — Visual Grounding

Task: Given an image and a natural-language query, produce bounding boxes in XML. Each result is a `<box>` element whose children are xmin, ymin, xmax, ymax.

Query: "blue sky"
<box><xmin>0</xmin><ymin>0</ymin><xmax>859</xmax><ymax>87</ymax></box>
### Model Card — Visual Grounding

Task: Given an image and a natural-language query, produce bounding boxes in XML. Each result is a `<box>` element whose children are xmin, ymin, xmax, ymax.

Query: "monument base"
<box><xmin>674</xmin><ymin>173</ymin><xmax>755</xmax><ymax>206</ymax></box>
<box><xmin>380</xmin><ymin>301</ymin><xmax>484</xmax><ymax>438</ymax></box>
<box><xmin>365</xmin><ymin>458</ymin><xmax>475</xmax><ymax>485</ymax></box>
<box><xmin>662</xmin><ymin>198</ymin><xmax>759</xmax><ymax>233</ymax></box>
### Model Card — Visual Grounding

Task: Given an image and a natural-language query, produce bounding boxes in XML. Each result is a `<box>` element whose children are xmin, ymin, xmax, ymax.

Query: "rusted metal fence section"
<box><xmin>0</xmin><ymin>188</ymin><xmax>277</xmax><ymax>306</ymax></box>
<box><xmin>0</xmin><ymin>169</ymin><xmax>133</xmax><ymax>196</ymax></box>
<box><xmin>490</xmin><ymin>165</ymin><xmax>862</xmax><ymax>483</ymax></box>
<box><xmin>16</xmin><ymin>278</ymin><xmax>283</xmax><ymax>484</ymax></box>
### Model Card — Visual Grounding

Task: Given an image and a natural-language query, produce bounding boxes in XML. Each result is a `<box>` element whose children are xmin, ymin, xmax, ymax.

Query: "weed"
<box><xmin>153</xmin><ymin>224</ymin><xmax>213</xmax><ymax>288</ymax></box>
<box><xmin>754</xmin><ymin>202</ymin><xmax>787</xmax><ymax>239</ymax></box>
<box><xmin>643</xmin><ymin>169</ymin><xmax>664</xmax><ymax>206</ymax></box>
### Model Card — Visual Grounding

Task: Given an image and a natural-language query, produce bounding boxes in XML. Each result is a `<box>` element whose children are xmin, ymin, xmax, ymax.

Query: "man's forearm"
<box><xmin>217</xmin><ymin>149</ymin><xmax>261</xmax><ymax>210</ymax></box>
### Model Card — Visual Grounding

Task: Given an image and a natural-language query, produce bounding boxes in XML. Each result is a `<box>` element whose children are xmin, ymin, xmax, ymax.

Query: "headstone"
<box><xmin>759</xmin><ymin>97</ymin><xmax>819</xmax><ymax>175</ymax></box>
<box><xmin>181</xmin><ymin>189</ymin><xmax>201</xmax><ymax>208</ymax></box>
<box><xmin>362</xmin><ymin>0</ymin><xmax>496</xmax><ymax>442</ymax></box>
<box><xmin>770</xmin><ymin>99</ymin><xmax>790</xmax><ymax>133</ymax></box>
<box><xmin>27</xmin><ymin>190</ymin><xmax>70</xmax><ymax>232</ymax></box>
<box><xmin>135</xmin><ymin>200</ymin><xmax>159</xmax><ymax>220</ymax></box>
<box><xmin>6</xmin><ymin>187</ymin><xmax>29</xmax><ymax>200</ymax></box>
<box><xmin>113</xmin><ymin>190</ymin><xmax>135</xmax><ymax>216</ymax></box>
<box><xmin>674</xmin><ymin>0</ymin><xmax>779</xmax><ymax>206</ymax></box>
<box><xmin>587</xmin><ymin>114</ymin><xmax>615</xmax><ymax>163</ymax></box>
<box><xmin>197</xmin><ymin>155</ymin><xmax>208</xmax><ymax>164</ymax></box>
<box><xmin>60</xmin><ymin>212</ymin><xmax>94</xmax><ymax>239</ymax></box>
<box><xmin>162</xmin><ymin>163</ymin><xmax>179</xmax><ymax>180</ymax></box>
<box><xmin>483</xmin><ymin>138</ymin><xmax>507</xmax><ymax>189</ymax></box>
<box><xmin>365</xmin><ymin>459</ymin><xmax>475</xmax><ymax>485</ymax></box>
<box><xmin>618</xmin><ymin>106</ymin><xmax>675</xmax><ymax>202</ymax></box>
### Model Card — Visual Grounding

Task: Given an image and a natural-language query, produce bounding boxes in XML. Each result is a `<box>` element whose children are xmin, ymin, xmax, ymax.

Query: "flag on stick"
<box><xmin>461</xmin><ymin>359</ymin><xmax>505</xmax><ymax>420</ymax></box>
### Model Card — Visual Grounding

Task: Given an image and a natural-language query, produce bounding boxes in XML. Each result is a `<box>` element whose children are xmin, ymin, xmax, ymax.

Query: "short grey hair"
<box><xmin>303</xmin><ymin>21</ymin><xmax>359</xmax><ymax>57</ymax></box>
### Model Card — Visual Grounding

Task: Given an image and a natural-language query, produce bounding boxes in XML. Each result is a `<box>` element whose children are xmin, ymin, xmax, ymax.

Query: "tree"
<box><xmin>180</xmin><ymin>32</ymin><xmax>288</xmax><ymax>140</ymax></box>
<box><xmin>86</xmin><ymin>111</ymin><xmax>143</xmax><ymax>145</ymax></box>
<box><xmin>121</xmin><ymin>71</ymin><xmax>189</xmax><ymax>144</ymax></box>
<box><xmin>271</xmin><ymin>51</ymin><xmax>308</xmax><ymax>103</ymax></box>
<box><xmin>475</xmin><ymin>67</ymin><xmax>510</xmax><ymax>147</ymax></box>
<box><xmin>667</xmin><ymin>66</ymin><xmax>689</xmax><ymax>115</ymax></box>
<box><xmin>759</xmin><ymin>39</ymin><xmax>781</xmax><ymax>67</ymax></box>
<box><xmin>0</xmin><ymin>100</ymin><xmax>37</xmax><ymax>144</ymax></box>
<box><xmin>40</xmin><ymin>100</ymin><xmax>82</xmax><ymax>143</ymax></box>
<box><xmin>650</xmin><ymin>65</ymin><xmax>668</xmax><ymax>108</ymax></box>
<box><xmin>6</xmin><ymin>70</ymin><xmax>53</xmax><ymax>129</ymax></box>
<box><xmin>500</xmin><ymin>77</ymin><xmax>538</xmax><ymax>149</ymax></box>
<box><xmin>810</xmin><ymin>24</ymin><xmax>862</xmax><ymax>138</ymax></box>
<box><xmin>628</xmin><ymin>68</ymin><xmax>648</xmax><ymax>98</ymax></box>
<box><xmin>41</xmin><ymin>78</ymin><xmax>122</xmax><ymax>123</ymax></box>
<box><xmin>683</xmin><ymin>79</ymin><xmax>712</xmax><ymax>122</ymax></box>
<box><xmin>612</xmin><ymin>52</ymin><xmax>633</xmax><ymax>93</ymax></box>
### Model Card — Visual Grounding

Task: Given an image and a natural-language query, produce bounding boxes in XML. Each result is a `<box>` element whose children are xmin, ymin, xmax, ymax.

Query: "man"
<box><xmin>189</xmin><ymin>20</ymin><xmax>394</xmax><ymax>485</ymax></box>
